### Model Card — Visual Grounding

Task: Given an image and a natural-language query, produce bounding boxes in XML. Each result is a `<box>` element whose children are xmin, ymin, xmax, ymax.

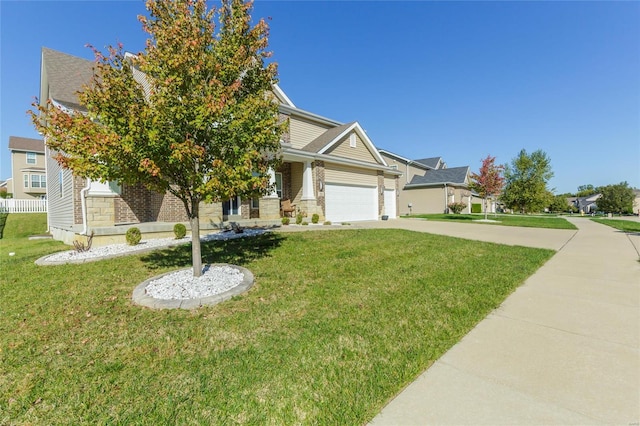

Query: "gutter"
<box><xmin>282</xmin><ymin>147</ymin><xmax>403</xmax><ymax>176</ymax></box>
<box><xmin>80</xmin><ymin>178</ymin><xmax>90</xmax><ymax>235</ymax></box>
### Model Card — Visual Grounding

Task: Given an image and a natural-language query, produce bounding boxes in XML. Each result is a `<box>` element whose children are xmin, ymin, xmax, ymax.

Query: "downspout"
<box><xmin>80</xmin><ymin>178</ymin><xmax>91</xmax><ymax>235</ymax></box>
<box><xmin>443</xmin><ymin>183</ymin><xmax>448</xmax><ymax>213</ymax></box>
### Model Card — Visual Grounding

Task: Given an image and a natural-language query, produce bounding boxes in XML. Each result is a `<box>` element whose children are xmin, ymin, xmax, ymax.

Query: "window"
<box><xmin>26</xmin><ymin>152</ymin><xmax>36</xmax><ymax>164</ymax></box>
<box><xmin>275</xmin><ymin>172</ymin><xmax>283</xmax><ymax>198</ymax></box>
<box><xmin>23</xmin><ymin>174</ymin><xmax>29</xmax><ymax>188</ymax></box>
<box><xmin>30</xmin><ymin>175</ymin><xmax>46</xmax><ymax>188</ymax></box>
<box><xmin>58</xmin><ymin>171</ymin><xmax>64</xmax><ymax>197</ymax></box>
<box><xmin>251</xmin><ymin>198</ymin><xmax>260</xmax><ymax>209</ymax></box>
<box><xmin>349</xmin><ymin>133</ymin><xmax>356</xmax><ymax>148</ymax></box>
<box><xmin>390</xmin><ymin>165</ymin><xmax>398</xmax><ymax>170</ymax></box>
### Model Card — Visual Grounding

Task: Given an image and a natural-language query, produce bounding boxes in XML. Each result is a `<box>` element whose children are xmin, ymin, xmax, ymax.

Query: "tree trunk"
<box><xmin>484</xmin><ymin>197</ymin><xmax>488</xmax><ymax>220</ymax></box>
<box><xmin>190</xmin><ymin>201</ymin><xmax>203</xmax><ymax>278</ymax></box>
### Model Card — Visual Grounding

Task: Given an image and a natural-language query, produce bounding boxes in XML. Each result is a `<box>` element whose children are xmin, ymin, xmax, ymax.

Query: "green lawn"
<box><xmin>406</xmin><ymin>213</ymin><xmax>577</xmax><ymax>230</ymax></box>
<box><xmin>591</xmin><ymin>218</ymin><xmax>640</xmax><ymax>233</ymax></box>
<box><xmin>1</xmin><ymin>214</ymin><xmax>554</xmax><ymax>424</ymax></box>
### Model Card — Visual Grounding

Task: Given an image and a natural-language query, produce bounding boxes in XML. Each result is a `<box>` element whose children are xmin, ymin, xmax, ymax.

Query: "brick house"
<box><xmin>38</xmin><ymin>47</ymin><xmax>400</xmax><ymax>245</ymax></box>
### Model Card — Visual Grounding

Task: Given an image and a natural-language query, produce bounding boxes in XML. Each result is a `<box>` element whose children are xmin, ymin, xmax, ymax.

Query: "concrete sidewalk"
<box><xmin>368</xmin><ymin>217</ymin><xmax>640</xmax><ymax>425</ymax></box>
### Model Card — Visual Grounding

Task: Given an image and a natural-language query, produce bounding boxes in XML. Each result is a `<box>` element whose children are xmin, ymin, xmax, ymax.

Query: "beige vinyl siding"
<box><xmin>46</xmin><ymin>147</ymin><xmax>76</xmax><ymax>230</ymax></box>
<box><xmin>400</xmin><ymin>187</ymin><xmax>445</xmax><ymax>215</ymax></box>
<box><xmin>290</xmin><ymin>162</ymin><xmax>304</xmax><ymax>205</ymax></box>
<box><xmin>11</xmin><ymin>151</ymin><xmax>46</xmax><ymax>199</ymax></box>
<box><xmin>325</xmin><ymin>163</ymin><xmax>377</xmax><ymax>187</ymax></box>
<box><xmin>325</xmin><ymin>133</ymin><xmax>379</xmax><ymax>164</ymax></box>
<box><xmin>384</xmin><ymin>177</ymin><xmax>396</xmax><ymax>189</ymax></box>
<box><xmin>289</xmin><ymin>116</ymin><xmax>332</xmax><ymax>149</ymax></box>
<box><xmin>379</xmin><ymin>153</ymin><xmax>427</xmax><ymax>185</ymax></box>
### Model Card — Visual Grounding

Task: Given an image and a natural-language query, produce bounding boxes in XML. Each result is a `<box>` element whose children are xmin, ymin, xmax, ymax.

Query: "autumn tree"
<box><xmin>469</xmin><ymin>155</ymin><xmax>505</xmax><ymax>220</ymax></box>
<box><xmin>31</xmin><ymin>0</ymin><xmax>284</xmax><ymax>277</ymax></box>
<box><xmin>596</xmin><ymin>182</ymin><xmax>635</xmax><ymax>214</ymax></box>
<box><xmin>501</xmin><ymin>149</ymin><xmax>553</xmax><ymax>213</ymax></box>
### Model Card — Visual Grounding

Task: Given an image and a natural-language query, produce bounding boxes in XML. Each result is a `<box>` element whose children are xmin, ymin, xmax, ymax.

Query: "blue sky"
<box><xmin>1</xmin><ymin>0</ymin><xmax>638</xmax><ymax>194</ymax></box>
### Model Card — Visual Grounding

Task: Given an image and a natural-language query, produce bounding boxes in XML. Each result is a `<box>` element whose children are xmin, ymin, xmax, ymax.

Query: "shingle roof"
<box><xmin>301</xmin><ymin>122</ymin><xmax>355</xmax><ymax>153</ymax></box>
<box><xmin>407</xmin><ymin>166</ymin><xmax>469</xmax><ymax>186</ymax></box>
<box><xmin>8</xmin><ymin>136</ymin><xmax>45</xmax><ymax>153</ymax></box>
<box><xmin>42</xmin><ymin>47</ymin><xmax>94</xmax><ymax>111</ymax></box>
<box><xmin>413</xmin><ymin>157</ymin><xmax>442</xmax><ymax>169</ymax></box>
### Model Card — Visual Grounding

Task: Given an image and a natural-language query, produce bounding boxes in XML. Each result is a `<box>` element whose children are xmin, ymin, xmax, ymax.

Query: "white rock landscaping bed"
<box><xmin>132</xmin><ymin>263</ymin><xmax>255</xmax><ymax>310</ymax></box>
<box><xmin>145</xmin><ymin>264</ymin><xmax>244</xmax><ymax>300</ymax></box>
<box><xmin>36</xmin><ymin>228</ymin><xmax>268</xmax><ymax>265</ymax></box>
<box><xmin>35</xmin><ymin>228</ymin><xmax>264</xmax><ymax>309</ymax></box>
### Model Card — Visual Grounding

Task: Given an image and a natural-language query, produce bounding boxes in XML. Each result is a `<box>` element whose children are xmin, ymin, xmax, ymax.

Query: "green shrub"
<box><xmin>0</xmin><ymin>213</ymin><xmax>8</xmax><ymax>239</ymax></box>
<box><xmin>471</xmin><ymin>203</ymin><xmax>482</xmax><ymax>214</ymax></box>
<box><xmin>323</xmin><ymin>221</ymin><xmax>332</xmax><ymax>225</ymax></box>
<box><xmin>311</xmin><ymin>213</ymin><xmax>319</xmax><ymax>224</ymax></box>
<box><xmin>295</xmin><ymin>213</ymin><xmax>303</xmax><ymax>225</ymax></box>
<box><xmin>282</xmin><ymin>217</ymin><xmax>290</xmax><ymax>225</ymax></box>
<box><xmin>125</xmin><ymin>227</ymin><xmax>142</xmax><ymax>246</ymax></box>
<box><xmin>302</xmin><ymin>221</ymin><xmax>309</xmax><ymax>226</ymax></box>
<box><xmin>173</xmin><ymin>223</ymin><xmax>187</xmax><ymax>239</ymax></box>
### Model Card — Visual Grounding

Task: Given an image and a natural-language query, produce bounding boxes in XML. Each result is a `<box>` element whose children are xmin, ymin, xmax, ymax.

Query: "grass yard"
<box><xmin>591</xmin><ymin>217</ymin><xmax>640</xmax><ymax>233</ymax></box>
<box><xmin>406</xmin><ymin>213</ymin><xmax>577</xmax><ymax>230</ymax></box>
<box><xmin>1</xmin><ymin>214</ymin><xmax>554</xmax><ymax>424</ymax></box>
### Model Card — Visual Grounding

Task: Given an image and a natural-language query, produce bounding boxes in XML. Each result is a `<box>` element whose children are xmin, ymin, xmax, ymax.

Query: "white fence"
<box><xmin>0</xmin><ymin>199</ymin><xmax>47</xmax><ymax>213</ymax></box>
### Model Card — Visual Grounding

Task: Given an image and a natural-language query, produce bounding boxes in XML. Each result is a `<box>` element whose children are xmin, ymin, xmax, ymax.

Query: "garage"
<box><xmin>384</xmin><ymin>189</ymin><xmax>397</xmax><ymax>218</ymax></box>
<box><xmin>325</xmin><ymin>183</ymin><xmax>377</xmax><ymax>223</ymax></box>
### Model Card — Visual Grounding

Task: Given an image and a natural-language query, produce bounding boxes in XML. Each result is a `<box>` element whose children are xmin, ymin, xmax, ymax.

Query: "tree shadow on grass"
<box><xmin>140</xmin><ymin>232</ymin><xmax>285</xmax><ymax>271</ymax></box>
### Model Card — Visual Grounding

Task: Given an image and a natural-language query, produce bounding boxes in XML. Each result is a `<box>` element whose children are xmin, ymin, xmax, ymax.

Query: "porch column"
<box><xmin>265</xmin><ymin>168</ymin><xmax>278</xmax><ymax>198</ymax></box>
<box><xmin>301</xmin><ymin>161</ymin><xmax>315</xmax><ymax>200</ymax></box>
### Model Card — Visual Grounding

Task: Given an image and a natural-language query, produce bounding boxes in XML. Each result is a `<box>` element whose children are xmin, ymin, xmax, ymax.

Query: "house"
<box><xmin>379</xmin><ymin>149</ymin><xmax>482</xmax><ymax>215</ymax></box>
<box><xmin>569</xmin><ymin>194</ymin><xmax>602</xmax><ymax>214</ymax></box>
<box><xmin>7</xmin><ymin>136</ymin><xmax>47</xmax><ymax>200</ymax></box>
<box><xmin>38</xmin><ymin>47</ymin><xmax>400</xmax><ymax>245</ymax></box>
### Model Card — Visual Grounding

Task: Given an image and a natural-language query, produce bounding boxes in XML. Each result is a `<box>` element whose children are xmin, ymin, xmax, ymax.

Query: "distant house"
<box><xmin>7</xmin><ymin>136</ymin><xmax>47</xmax><ymax>200</ymax></box>
<box><xmin>37</xmin><ymin>47</ymin><xmax>400</xmax><ymax>245</ymax></box>
<box><xmin>569</xmin><ymin>194</ymin><xmax>601</xmax><ymax>214</ymax></box>
<box><xmin>379</xmin><ymin>149</ymin><xmax>481</xmax><ymax>215</ymax></box>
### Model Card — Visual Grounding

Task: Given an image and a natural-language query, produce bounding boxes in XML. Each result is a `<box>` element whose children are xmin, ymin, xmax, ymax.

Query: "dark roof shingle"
<box><xmin>42</xmin><ymin>47</ymin><xmax>94</xmax><ymax>111</ymax></box>
<box><xmin>407</xmin><ymin>166</ymin><xmax>469</xmax><ymax>186</ymax></box>
<box><xmin>413</xmin><ymin>157</ymin><xmax>442</xmax><ymax>169</ymax></box>
<box><xmin>8</xmin><ymin>136</ymin><xmax>45</xmax><ymax>153</ymax></box>
<box><xmin>301</xmin><ymin>122</ymin><xmax>355</xmax><ymax>153</ymax></box>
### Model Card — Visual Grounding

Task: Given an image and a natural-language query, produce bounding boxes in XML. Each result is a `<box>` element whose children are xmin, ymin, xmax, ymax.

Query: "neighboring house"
<box><xmin>38</xmin><ymin>47</ymin><xmax>400</xmax><ymax>245</ymax></box>
<box><xmin>379</xmin><ymin>149</ymin><xmax>481</xmax><ymax>215</ymax></box>
<box><xmin>569</xmin><ymin>194</ymin><xmax>602</xmax><ymax>214</ymax></box>
<box><xmin>0</xmin><ymin>179</ymin><xmax>12</xmax><ymax>196</ymax></box>
<box><xmin>633</xmin><ymin>189</ymin><xmax>640</xmax><ymax>216</ymax></box>
<box><xmin>8</xmin><ymin>136</ymin><xmax>47</xmax><ymax>200</ymax></box>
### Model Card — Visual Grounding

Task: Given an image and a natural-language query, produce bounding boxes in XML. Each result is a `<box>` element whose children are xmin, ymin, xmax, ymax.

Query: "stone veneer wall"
<box><xmin>279</xmin><ymin>113</ymin><xmax>290</xmax><ymax>144</ymax></box>
<box><xmin>241</xmin><ymin>199</ymin><xmax>251</xmax><ymax>220</ymax></box>
<box><xmin>86</xmin><ymin>196</ymin><xmax>116</xmax><ymax>227</ymax></box>
<box><xmin>73</xmin><ymin>175</ymin><xmax>86</xmax><ymax>225</ymax></box>
<box><xmin>315</xmin><ymin>160</ymin><xmax>326</xmax><ymax>219</ymax></box>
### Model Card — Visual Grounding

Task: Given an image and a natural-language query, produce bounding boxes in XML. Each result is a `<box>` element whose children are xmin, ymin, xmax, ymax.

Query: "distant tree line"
<box><xmin>470</xmin><ymin>150</ymin><xmax>637</xmax><ymax>215</ymax></box>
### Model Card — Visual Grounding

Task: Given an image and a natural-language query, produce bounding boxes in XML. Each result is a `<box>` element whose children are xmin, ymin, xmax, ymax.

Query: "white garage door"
<box><xmin>384</xmin><ymin>189</ymin><xmax>396</xmax><ymax>218</ymax></box>
<box><xmin>325</xmin><ymin>183</ymin><xmax>377</xmax><ymax>223</ymax></box>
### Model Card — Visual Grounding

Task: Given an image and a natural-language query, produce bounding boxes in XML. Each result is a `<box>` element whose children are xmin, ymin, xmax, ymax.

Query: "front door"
<box><xmin>223</xmin><ymin>197</ymin><xmax>241</xmax><ymax>219</ymax></box>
